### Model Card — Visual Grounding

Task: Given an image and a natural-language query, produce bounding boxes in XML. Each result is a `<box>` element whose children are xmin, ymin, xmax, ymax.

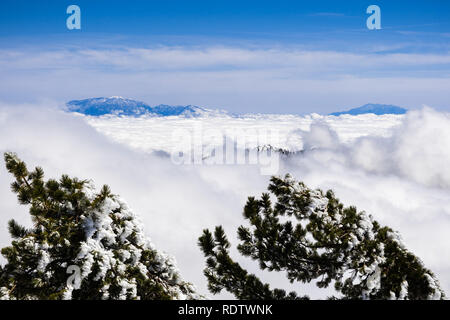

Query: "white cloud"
<box><xmin>0</xmin><ymin>103</ymin><xmax>281</xmax><ymax>298</ymax></box>
<box><xmin>85</xmin><ymin>112</ymin><xmax>403</xmax><ymax>154</ymax></box>
<box><xmin>1</xmin><ymin>104</ymin><xmax>450</xmax><ymax>298</ymax></box>
<box><xmin>281</xmin><ymin>108</ymin><xmax>450</xmax><ymax>294</ymax></box>
<box><xmin>0</xmin><ymin>46</ymin><xmax>449</xmax><ymax>113</ymax></box>
<box><xmin>2</xmin><ymin>47</ymin><xmax>450</xmax><ymax>71</ymax></box>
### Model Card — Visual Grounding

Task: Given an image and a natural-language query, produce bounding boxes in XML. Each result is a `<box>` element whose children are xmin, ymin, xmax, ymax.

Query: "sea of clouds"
<box><xmin>1</xmin><ymin>103</ymin><xmax>449</xmax><ymax>299</ymax></box>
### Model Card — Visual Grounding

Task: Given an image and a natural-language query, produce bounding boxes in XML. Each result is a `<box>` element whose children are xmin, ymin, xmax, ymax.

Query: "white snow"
<box><xmin>67</xmin><ymin>190</ymin><xmax>199</xmax><ymax>299</ymax></box>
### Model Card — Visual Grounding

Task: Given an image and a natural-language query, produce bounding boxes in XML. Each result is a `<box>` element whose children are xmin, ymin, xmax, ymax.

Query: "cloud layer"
<box><xmin>0</xmin><ymin>103</ymin><xmax>274</xmax><ymax>298</ymax></box>
<box><xmin>1</xmin><ymin>104</ymin><xmax>450</xmax><ymax>298</ymax></box>
<box><xmin>284</xmin><ymin>108</ymin><xmax>450</xmax><ymax>296</ymax></box>
<box><xmin>1</xmin><ymin>46</ymin><xmax>450</xmax><ymax>113</ymax></box>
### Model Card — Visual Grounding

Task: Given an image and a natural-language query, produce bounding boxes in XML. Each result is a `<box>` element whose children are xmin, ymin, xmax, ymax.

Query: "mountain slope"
<box><xmin>66</xmin><ymin>97</ymin><xmax>224</xmax><ymax>117</ymax></box>
<box><xmin>330</xmin><ymin>104</ymin><xmax>407</xmax><ymax>116</ymax></box>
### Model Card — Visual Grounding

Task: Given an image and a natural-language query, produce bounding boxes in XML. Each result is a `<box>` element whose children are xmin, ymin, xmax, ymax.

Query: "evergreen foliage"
<box><xmin>198</xmin><ymin>175</ymin><xmax>444</xmax><ymax>300</ymax></box>
<box><xmin>0</xmin><ymin>152</ymin><xmax>198</xmax><ymax>300</ymax></box>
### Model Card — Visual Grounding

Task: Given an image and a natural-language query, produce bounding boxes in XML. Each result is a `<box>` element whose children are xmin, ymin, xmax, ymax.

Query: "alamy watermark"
<box><xmin>65</xmin><ymin>4</ymin><xmax>381</xmax><ymax>31</ymax></box>
<box><xmin>66</xmin><ymin>265</ymin><xmax>81</xmax><ymax>289</ymax></box>
<box><xmin>366</xmin><ymin>5</ymin><xmax>381</xmax><ymax>30</ymax></box>
<box><xmin>169</xmin><ymin>124</ymin><xmax>285</xmax><ymax>175</ymax></box>
<box><xmin>66</xmin><ymin>5</ymin><xmax>81</xmax><ymax>30</ymax></box>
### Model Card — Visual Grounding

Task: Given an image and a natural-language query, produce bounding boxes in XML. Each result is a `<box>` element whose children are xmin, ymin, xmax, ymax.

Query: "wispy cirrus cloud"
<box><xmin>2</xmin><ymin>47</ymin><xmax>450</xmax><ymax>71</ymax></box>
<box><xmin>307</xmin><ymin>12</ymin><xmax>346</xmax><ymax>17</ymax></box>
<box><xmin>0</xmin><ymin>46</ymin><xmax>449</xmax><ymax>113</ymax></box>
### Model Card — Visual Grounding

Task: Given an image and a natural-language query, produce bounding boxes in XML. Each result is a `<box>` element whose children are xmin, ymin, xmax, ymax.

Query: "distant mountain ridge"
<box><xmin>330</xmin><ymin>104</ymin><xmax>407</xmax><ymax>116</ymax></box>
<box><xmin>66</xmin><ymin>97</ymin><xmax>227</xmax><ymax>117</ymax></box>
<box><xmin>67</xmin><ymin>98</ymin><xmax>407</xmax><ymax>118</ymax></box>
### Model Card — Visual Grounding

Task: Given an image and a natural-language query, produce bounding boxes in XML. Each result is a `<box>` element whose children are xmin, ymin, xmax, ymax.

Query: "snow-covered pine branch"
<box><xmin>199</xmin><ymin>174</ymin><xmax>444</xmax><ymax>300</ymax></box>
<box><xmin>0</xmin><ymin>152</ymin><xmax>199</xmax><ymax>300</ymax></box>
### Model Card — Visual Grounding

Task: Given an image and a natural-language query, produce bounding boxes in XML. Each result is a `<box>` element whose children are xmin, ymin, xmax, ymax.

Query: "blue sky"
<box><xmin>1</xmin><ymin>1</ymin><xmax>449</xmax><ymax>38</ymax></box>
<box><xmin>0</xmin><ymin>0</ymin><xmax>449</xmax><ymax>113</ymax></box>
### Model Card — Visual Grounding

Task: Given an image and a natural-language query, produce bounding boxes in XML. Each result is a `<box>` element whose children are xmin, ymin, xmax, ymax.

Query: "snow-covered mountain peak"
<box><xmin>66</xmin><ymin>97</ymin><xmax>228</xmax><ymax>117</ymax></box>
<box><xmin>330</xmin><ymin>103</ymin><xmax>407</xmax><ymax>116</ymax></box>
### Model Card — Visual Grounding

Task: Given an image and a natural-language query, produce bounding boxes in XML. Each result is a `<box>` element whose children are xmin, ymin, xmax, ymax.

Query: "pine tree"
<box><xmin>198</xmin><ymin>175</ymin><xmax>444</xmax><ymax>300</ymax></box>
<box><xmin>0</xmin><ymin>152</ymin><xmax>199</xmax><ymax>300</ymax></box>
